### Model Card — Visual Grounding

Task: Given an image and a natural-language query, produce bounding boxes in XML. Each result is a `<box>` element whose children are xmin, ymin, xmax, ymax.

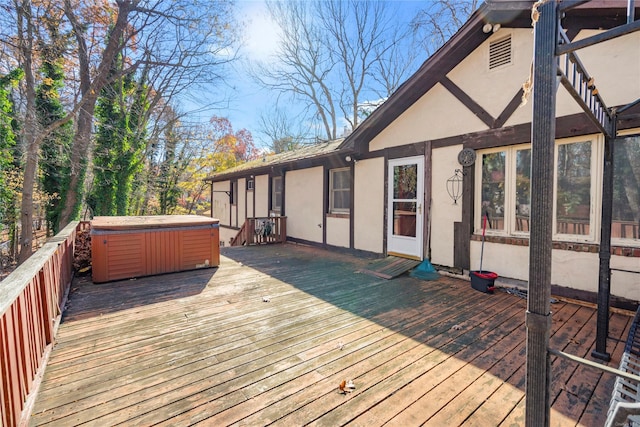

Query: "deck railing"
<box><xmin>231</xmin><ymin>216</ymin><xmax>286</xmax><ymax>246</ymax></box>
<box><xmin>0</xmin><ymin>221</ymin><xmax>78</xmax><ymax>426</ymax></box>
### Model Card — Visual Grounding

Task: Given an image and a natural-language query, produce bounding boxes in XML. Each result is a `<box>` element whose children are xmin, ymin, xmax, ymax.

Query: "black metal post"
<box><xmin>593</xmin><ymin>133</ymin><xmax>615</xmax><ymax>361</ymax></box>
<box><xmin>526</xmin><ymin>2</ymin><xmax>557</xmax><ymax>426</ymax></box>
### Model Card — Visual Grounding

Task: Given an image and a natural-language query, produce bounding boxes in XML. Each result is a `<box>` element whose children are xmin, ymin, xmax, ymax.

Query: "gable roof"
<box><xmin>205</xmin><ymin>139</ymin><xmax>346</xmax><ymax>182</ymax></box>
<box><xmin>339</xmin><ymin>0</ymin><xmax>639</xmax><ymax>153</ymax></box>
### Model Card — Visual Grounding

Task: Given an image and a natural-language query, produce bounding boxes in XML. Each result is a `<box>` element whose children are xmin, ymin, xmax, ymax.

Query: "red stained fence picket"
<box><xmin>0</xmin><ymin>221</ymin><xmax>78</xmax><ymax>426</ymax></box>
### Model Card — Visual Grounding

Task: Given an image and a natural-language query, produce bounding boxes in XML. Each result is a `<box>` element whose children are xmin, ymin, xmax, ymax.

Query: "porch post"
<box><xmin>526</xmin><ymin>1</ymin><xmax>557</xmax><ymax>426</ymax></box>
<box><xmin>593</xmin><ymin>133</ymin><xmax>615</xmax><ymax>361</ymax></box>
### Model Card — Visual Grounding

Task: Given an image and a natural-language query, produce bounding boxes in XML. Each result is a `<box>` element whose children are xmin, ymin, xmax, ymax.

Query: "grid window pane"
<box><xmin>330</xmin><ymin>168</ymin><xmax>350</xmax><ymax>213</ymax></box>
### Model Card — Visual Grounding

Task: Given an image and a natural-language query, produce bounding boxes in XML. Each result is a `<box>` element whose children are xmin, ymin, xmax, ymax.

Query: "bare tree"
<box><xmin>13</xmin><ymin>0</ymin><xmax>39</xmax><ymax>263</ymax></box>
<box><xmin>255</xmin><ymin>1</ymin><xmax>337</xmax><ymax>140</ymax></box>
<box><xmin>256</xmin><ymin>0</ymin><xmax>418</xmax><ymax>141</ymax></box>
<box><xmin>411</xmin><ymin>0</ymin><xmax>480</xmax><ymax>56</ymax></box>
<box><xmin>2</xmin><ymin>0</ymin><xmax>238</xmax><ymax>263</ymax></box>
<box><xmin>318</xmin><ymin>0</ymin><xmax>408</xmax><ymax>131</ymax></box>
<box><xmin>258</xmin><ymin>106</ymin><xmax>311</xmax><ymax>153</ymax></box>
<box><xmin>57</xmin><ymin>0</ymin><xmax>237</xmax><ymax>227</ymax></box>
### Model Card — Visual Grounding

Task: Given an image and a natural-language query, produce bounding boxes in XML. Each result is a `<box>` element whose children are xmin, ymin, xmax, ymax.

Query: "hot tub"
<box><xmin>91</xmin><ymin>215</ymin><xmax>220</xmax><ymax>283</ymax></box>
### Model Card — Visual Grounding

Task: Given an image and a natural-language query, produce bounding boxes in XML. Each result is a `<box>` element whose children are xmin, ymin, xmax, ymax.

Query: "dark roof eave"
<box><xmin>205</xmin><ymin>147</ymin><xmax>355</xmax><ymax>183</ymax></box>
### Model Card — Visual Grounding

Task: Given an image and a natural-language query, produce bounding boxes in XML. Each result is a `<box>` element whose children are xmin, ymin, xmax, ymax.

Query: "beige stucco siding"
<box><xmin>369</xmin><ymin>84</ymin><xmax>487</xmax><ymax>151</ymax></box>
<box><xmin>219</xmin><ymin>227</ymin><xmax>237</xmax><ymax>247</ymax></box>
<box><xmin>449</xmin><ymin>29</ymin><xmax>533</xmax><ymax>119</ymax></box>
<box><xmin>469</xmin><ymin>241</ymin><xmax>639</xmax><ymax>302</ymax></box>
<box><xmin>430</xmin><ymin>145</ymin><xmax>463</xmax><ymax>266</ymax></box>
<box><xmin>212</xmin><ymin>181</ymin><xmax>230</xmax><ymax>226</ymax></box>
<box><xmin>326</xmin><ymin>217</ymin><xmax>350</xmax><ymax>248</ymax></box>
<box><xmin>286</xmin><ymin>167</ymin><xmax>324</xmax><ymax>243</ymax></box>
<box><xmin>354</xmin><ymin>158</ymin><xmax>384</xmax><ymax>253</ymax></box>
<box><xmin>255</xmin><ymin>175</ymin><xmax>269</xmax><ymax>217</ymax></box>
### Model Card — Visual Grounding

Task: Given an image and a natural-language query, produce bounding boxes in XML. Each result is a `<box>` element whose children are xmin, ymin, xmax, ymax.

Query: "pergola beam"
<box><xmin>556</xmin><ymin>19</ymin><xmax>640</xmax><ymax>55</ymax></box>
<box><xmin>558</xmin><ymin>0</ymin><xmax>591</xmax><ymax>12</ymax></box>
<box><xmin>617</xmin><ymin>97</ymin><xmax>640</xmax><ymax>114</ymax></box>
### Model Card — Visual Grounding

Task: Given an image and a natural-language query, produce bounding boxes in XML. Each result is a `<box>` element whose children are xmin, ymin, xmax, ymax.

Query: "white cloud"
<box><xmin>238</xmin><ymin>0</ymin><xmax>281</xmax><ymax>62</ymax></box>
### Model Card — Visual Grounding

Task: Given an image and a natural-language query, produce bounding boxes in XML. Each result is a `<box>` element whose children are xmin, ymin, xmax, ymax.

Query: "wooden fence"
<box><xmin>0</xmin><ymin>221</ymin><xmax>78</xmax><ymax>426</ymax></box>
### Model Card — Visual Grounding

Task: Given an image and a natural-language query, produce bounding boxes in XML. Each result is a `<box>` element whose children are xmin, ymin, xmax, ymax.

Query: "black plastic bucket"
<box><xmin>470</xmin><ymin>271</ymin><xmax>498</xmax><ymax>293</ymax></box>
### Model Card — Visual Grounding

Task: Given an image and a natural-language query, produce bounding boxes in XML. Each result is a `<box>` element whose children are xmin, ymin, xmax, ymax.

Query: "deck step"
<box><xmin>359</xmin><ymin>256</ymin><xmax>421</xmax><ymax>280</ymax></box>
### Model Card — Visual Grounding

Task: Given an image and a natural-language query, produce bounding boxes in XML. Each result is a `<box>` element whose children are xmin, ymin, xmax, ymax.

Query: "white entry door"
<box><xmin>387</xmin><ymin>156</ymin><xmax>424</xmax><ymax>260</ymax></box>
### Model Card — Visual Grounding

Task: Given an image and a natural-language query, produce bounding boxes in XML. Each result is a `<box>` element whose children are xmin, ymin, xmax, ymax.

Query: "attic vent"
<box><xmin>489</xmin><ymin>35</ymin><xmax>512</xmax><ymax>70</ymax></box>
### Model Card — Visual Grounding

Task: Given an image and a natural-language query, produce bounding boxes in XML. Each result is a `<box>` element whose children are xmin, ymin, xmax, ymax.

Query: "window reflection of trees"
<box><xmin>613</xmin><ymin>136</ymin><xmax>640</xmax><ymax>239</ymax></box>
<box><xmin>556</xmin><ymin>142</ymin><xmax>591</xmax><ymax>235</ymax></box>
<box><xmin>394</xmin><ymin>165</ymin><xmax>417</xmax><ymax>200</ymax></box>
<box><xmin>481</xmin><ymin>152</ymin><xmax>505</xmax><ymax>229</ymax></box>
<box><xmin>516</xmin><ymin>149</ymin><xmax>531</xmax><ymax>232</ymax></box>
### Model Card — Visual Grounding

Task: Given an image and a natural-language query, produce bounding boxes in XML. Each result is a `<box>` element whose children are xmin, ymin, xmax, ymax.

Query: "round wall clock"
<box><xmin>457</xmin><ymin>148</ymin><xmax>476</xmax><ymax>167</ymax></box>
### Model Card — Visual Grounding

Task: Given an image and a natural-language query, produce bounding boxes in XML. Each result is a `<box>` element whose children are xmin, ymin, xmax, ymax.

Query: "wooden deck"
<box><xmin>30</xmin><ymin>243</ymin><xmax>633</xmax><ymax>426</ymax></box>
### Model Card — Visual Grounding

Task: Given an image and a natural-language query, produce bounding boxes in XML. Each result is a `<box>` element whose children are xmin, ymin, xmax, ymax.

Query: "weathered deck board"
<box><xmin>29</xmin><ymin>243</ymin><xmax>633</xmax><ymax>426</ymax></box>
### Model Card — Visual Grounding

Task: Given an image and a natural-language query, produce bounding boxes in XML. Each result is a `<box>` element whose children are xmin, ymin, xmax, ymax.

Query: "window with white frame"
<box><xmin>271</xmin><ymin>176</ymin><xmax>282</xmax><ymax>213</ymax></box>
<box><xmin>475</xmin><ymin>137</ymin><xmax>600</xmax><ymax>242</ymax></box>
<box><xmin>329</xmin><ymin>168</ymin><xmax>350</xmax><ymax>214</ymax></box>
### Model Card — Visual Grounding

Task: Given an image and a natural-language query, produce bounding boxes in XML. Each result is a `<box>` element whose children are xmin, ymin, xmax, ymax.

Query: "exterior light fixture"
<box><xmin>446</xmin><ymin>169</ymin><xmax>464</xmax><ymax>204</ymax></box>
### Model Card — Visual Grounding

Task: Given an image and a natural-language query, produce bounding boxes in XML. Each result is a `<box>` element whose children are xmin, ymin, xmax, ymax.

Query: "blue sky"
<box><xmin>205</xmin><ymin>0</ymin><xmax>428</xmax><ymax>149</ymax></box>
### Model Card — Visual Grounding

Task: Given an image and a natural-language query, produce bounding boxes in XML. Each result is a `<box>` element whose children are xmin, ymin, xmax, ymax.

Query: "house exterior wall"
<box><xmin>449</xmin><ymin>29</ymin><xmax>533</xmax><ymax>120</ymax></box>
<box><xmin>469</xmin><ymin>241</ymin><xmax>639</xmax><ymax>301</ymax></box>
<box><xmin>364</xmin><ymin>27</ymin><xmax>639</xmax><ymax>299</ymax></box>
<box><xmin>326</xmin><ymin>216</ymin><xmax>349</xmax><ymax>248</ymax></box>
<box><xmin>430</xmin><ymin>145</ymin><xmax>463</xmax><ymax>266</ymax></box>
<box><xmin>286</xmin><ymin>167</ymin><xmax>323</xmax><ymax>243</ymax></box>
<box><xmin>354</xmin><ymin>157</ymin><xmax>384</xmax><ymax>253</ymax></box>
<box><xmin>219</xmin><ymin>227</ymin><xmax>237</xmax><ymax>246</ymax></box>
<box><xmin>255</xmin><ymin>175</ymin><xmax>269</xmax><ymax>217</ymax></box>
<box><xmin>369</xmin><ymin>83</ymin><xmax>486</xmax><ymax>151</ymax></box>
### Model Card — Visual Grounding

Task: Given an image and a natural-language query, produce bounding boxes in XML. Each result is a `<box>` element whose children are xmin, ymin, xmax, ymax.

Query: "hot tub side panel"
<box><xmin>92</xmin><ymin>224</ymin><xmax>219</xmax><ymax>283</ymax></box>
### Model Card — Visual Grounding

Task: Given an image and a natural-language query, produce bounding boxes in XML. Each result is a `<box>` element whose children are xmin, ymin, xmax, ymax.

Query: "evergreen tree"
<box><xmin>37</xmin><ymin>24</ymin><xmax>73</xmax><ymax>234</ymax></box>
<box><xmin>0</xmin><ymin>69</ymin><xmax>23</xmax><ymax>225</ymax></box>
<box><xmin>90</xmin><ymin>50</ymin><xmax>149</xmax><ymax>216</ymax></box>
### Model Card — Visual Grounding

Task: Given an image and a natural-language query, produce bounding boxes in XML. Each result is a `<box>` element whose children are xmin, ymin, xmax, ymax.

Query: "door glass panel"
<box><xmin>393</xmin><ymin>202</ymin><xmax>417</xmax><ymax>237</ymax></box>
<box><xmin>393</xmin><ymin>165</ymin><xmax>417</xmax><ymax>199</ymax></box>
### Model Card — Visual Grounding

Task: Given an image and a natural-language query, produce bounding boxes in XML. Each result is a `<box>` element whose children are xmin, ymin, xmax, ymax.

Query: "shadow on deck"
<box><xmin>30</xmin><ymin>243</ymin><xmax>632</xmax><ymax>426</ymax></box>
